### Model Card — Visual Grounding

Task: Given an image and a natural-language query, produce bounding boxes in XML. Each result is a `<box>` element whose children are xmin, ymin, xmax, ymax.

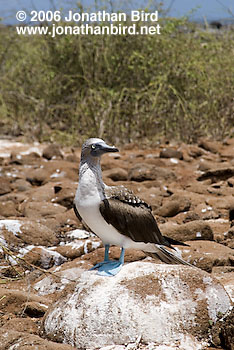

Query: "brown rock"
<box><xmin>25</xmin><ymin>182</ymin><xmax>55</xmax><ymax>203</ymax></box>
<box><xmin>0</xmin><ymin>193</ymin><xmax>29</xmax><ymax>207</ymax></box>
<box><xmin>23</xmin><ymin>201</ymin><xmax>67</xmax><ymax>219</ymax></box>
<box><xmin>0</xmin><ymin>219</ymin><xmax>58</xmax><ymax>247</ymax></box>
<box><xmin>156</xmin><ymin>197</ymin><xmax>191</xmax><ymax>217</ymax></box>
<box><xmin>128</xmin><ymin>163</ymin><xmax>176</xmax><ymax>182</ymax></box>
<box><xmin>197</xmin><ymin>160</ymin><xmax>214</xmax><ymax>172</ymax></box>
<box><xmin>52</xmin><ymin>208</ymin><xmax>78</xmax><ymax>229</ymax></box>
<box><xmin>10</xmin><ymin>151</ymin><xmax>41</xmax><ymax>165</ymax></box>
<box><xmin>187</xmin><ymin>145</ymin><xmax>206</xmax><ymax>158</ymax></box>
<box><xmin>24</xmin><ymin>247</ymin><xmax>66</xmax><ymax>269</ymax></box>
<box><xmin>181</xmin><ymin>240</ymin><xmax>234</xmax><ymax>272</ymax></box>
<box><xmin>194</xmin><ymin>203</ymin><xmax>220</xmax><ymax>221</ymax></box>
<box><xmin>206</xmin><ymin>219</ymin><xmax>231</xmax><ymax>242</ymax></box>
<box><xmin>197</xmin><ymin>167</ymin><xmax>234</xmax><ymax>182</ymax></box>
<box><xmin>65</xmin><ymin>153</ymin><xmax>80</xmax><ymax>163</ymax></box>
<box><xmin>51</xmin><ymin>183</ymin><xmax>76</xmax><ymax>209</ymax></box>
<box><xmin>0</xmin><ymin>201</ymin><xmax>19</xmax><ymax>217</ymax></box>
<box><xmin>183</xmin><ymin>211</ymin><xmax>201</xmax><ymax>223</ymax></box>
<box><xmin>0</xmin><ymin>329</ymin><xmax>75</xmax><ymax>350</ymax></box>
<box><xmin>159</xmin><ymin>148</ymin><xmax>183</xmax><ymax>160</ymax></box>
<box><xmin>144</xmin><ymin>157</ymin><xmax>166</xmax><ymax>167</ymax></box>
<box><xmin>206</xmin><ymin>196</ymin><xmax>234</xmax><ymax>210</ymax></box>
<box><xmin>103</xmin><ymin>168</ymin><xmax>128</xmax><ymax>181</ymax></box>
<box><xmin>0</xmin><ymin>287</ymin><xmax>50</xmax><ymax>315</ymax></box>
<box><xmin>26</xmin><ymin>168</ymin><xmax>50</xmax><ymax>186</ymax></box>
<box><xmin>55</xmin><ymin>237</ymin><xmax>102</xmax><ymax>260</ymax></box>
<box><xmin>1</xmin><ymin>317</ymin><xmax>39</xmax><ymax>334</ymax></box>
<box><xmin>43</xmin><ymin>160</ymin><xmax>78</xmax><ymax>182</ymax></box>
<box><xmin>0</xmin><ymin>177</ymin><xmax>11</xmax><ymax>195</ymax></box>
<box><xmin>23</xmin><ymin>301</ymin><xmax>49</xmax><ymax>317</ymax></box>
<box><xmin>11</xmin><ymin>178</ymin><xmax>32</xmax><ymax>192</ymax></box>
<box><xmin>159</xmin><ymin>220</ymin><xmax>214</xmax><ymax>242</ymax></box>
<box><xmin>137</xmin><ymin>189</ymin><xmax>163</xmax><ymax>211</ymax></box>
<box><xmin>227</xmin><ymin>176</ymin><xmax>234</xmax><ymax>187</ymax></box>
<box><xmin>9</xmin><ymin>151</ymin><xmax>24</xmax><ymax>165</ymax></box>
<box><xmin>210</xmin><ymin>308</ymin><xmax>234</xmax><ymax>350</ymax></box>
<box><xmin>198</xmin><ymin>139</ymin><xmax>220</xmax><ymax>154</ymax></box>
<box><xmin>42</xmin><ymin>144</ymin><xmax>63</xmax><ymax>160</ymax></box>
<box><xmin>229</xmin><ymin>205</ymin><xmax>234</xmax><ymax>222</ymax></box>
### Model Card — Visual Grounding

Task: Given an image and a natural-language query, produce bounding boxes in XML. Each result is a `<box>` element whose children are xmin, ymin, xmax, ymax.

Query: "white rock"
<box><xmin>43</xmin><ymin>262</ymin><xmax>231</xmax><ymax>349</ymax></box>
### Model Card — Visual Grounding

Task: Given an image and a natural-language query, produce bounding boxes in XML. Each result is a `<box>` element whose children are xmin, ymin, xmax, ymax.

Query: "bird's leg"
<box><xmin>89</xmin><ymin>244</ymin><xmax>110</xmax><ymax>270</ymax></box>
<box><xmin>90</xmin><ymin>246</ymin><xmax>125</xmax><ymax>277</ymax></box>
<box><xmin>104</xmin><ymin>244</ymin><xmax>110</xmax><ymax>261</ymax></box>
<box><xmin>119</xmin><ymin>247</ymin><xmax>125</xmax><ymax>264</ymax></box>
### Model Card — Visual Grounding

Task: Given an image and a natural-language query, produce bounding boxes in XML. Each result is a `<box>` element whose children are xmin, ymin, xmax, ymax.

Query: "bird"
<box><xmin>74</xmin><ymin>138</ymin><xmax>192</xmax><ymax>276</ymax></box>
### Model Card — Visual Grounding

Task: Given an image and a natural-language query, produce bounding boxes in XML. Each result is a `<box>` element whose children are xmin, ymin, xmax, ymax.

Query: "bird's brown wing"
<box><xmin>100</xmin><ymin>187</ymin><xmax>168</xmax><ymax>246</ymax></box>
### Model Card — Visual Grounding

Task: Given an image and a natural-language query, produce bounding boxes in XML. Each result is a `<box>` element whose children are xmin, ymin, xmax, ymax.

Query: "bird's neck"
<box><xmin>78</xmin><ymin>158</ymin><xmax>105</xmax><ymax>203</ymax></box>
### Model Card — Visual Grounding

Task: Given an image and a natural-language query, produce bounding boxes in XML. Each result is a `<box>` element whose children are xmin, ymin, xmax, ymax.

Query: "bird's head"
<box><xmin>81</xmin><ymin>138</ymin><xmax>119</xmax><ymax>161</ymax></box>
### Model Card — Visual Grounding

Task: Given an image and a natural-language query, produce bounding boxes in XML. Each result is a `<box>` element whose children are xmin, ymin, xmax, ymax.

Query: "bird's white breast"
<box><xmin>75</xmin><ymin>164</ymin><xmax>157</xmax><ymax>251</ymax></box>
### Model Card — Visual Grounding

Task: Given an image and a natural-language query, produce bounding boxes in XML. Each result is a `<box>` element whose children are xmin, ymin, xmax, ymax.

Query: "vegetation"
<box><xmin>0</xmin><ymin>12</ymin><xmax>234</xmax><ymax>145</ymax></box>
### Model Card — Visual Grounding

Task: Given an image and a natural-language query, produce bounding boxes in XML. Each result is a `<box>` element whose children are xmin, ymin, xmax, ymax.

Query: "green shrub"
<box><xmin>0</xmin><ymin>14</ymin><xmax>233</xmax><ymax>145</ymax></box>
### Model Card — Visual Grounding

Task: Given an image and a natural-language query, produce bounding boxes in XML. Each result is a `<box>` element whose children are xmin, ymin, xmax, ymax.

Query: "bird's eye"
<box><xmin>91</xmin><ymin>144</ymin><xmax>96</xmax><ymax>150</ymax></box>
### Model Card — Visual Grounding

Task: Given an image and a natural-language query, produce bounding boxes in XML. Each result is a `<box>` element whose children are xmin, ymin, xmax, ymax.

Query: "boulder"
<box><xmin>187</xmin><ymin>145</ymin><xmax>206</xmax><ymax>158</ymax></box>
<box><xmin>0</xmin><ymin>329</ymin><xmax>75</xmax><ymax>350</ymax></box>
<box><xmin>0</xmin><ymin>177</ymin><xmax>11</xmax><ymax>195</ymax></box>
<box><xmin>156</xmin><ymin>197</ymin><xmax>191</xmax><ymax>217</ymax></box>
<box><xmin>23</xmin><ymin>201</ymin><xmax>67</xmax><ymax>219</ymax></box>
<box><xmin>210</xmin><ymin>307</ymin><xmax>234</xmax><ymax>350</ymax></box>
<box><xmin>0</xmin><ymin>219</ymin><xmax>58</xmax><ymax>248</ymax></box>
<box><xmin>180</xmin><ymin>240</ymin><xmax>234</xmax><ymax>272</ymax></box>
<box><xmin>197</xmin><ymin>167</ymin><xmax>234</xmax><ymax>182</ymax></box>
<box><xmin>55</xmin><ymin>237</ymin><xmax>102</xmax><ymax>260</ymax></box>
<box><xmin>11</xmin><ymin>178</ymin><xmax>32</xmax><ymax>192</ymax></box>
<box><xmin>159</xmin><ymin>148</ymin><xmax>183</xmax><ymax>160</ymax></box>
<box><xmin>128</xmin><ymin>163</ymin><xmax>176</xmax><ymax>182</ymax></box>
<box><xmin>21</xmin><ymin>182</ymin><xmax>56</xmax><ymax>203</ymax></box>
<box><xmin>227</xmin><ymin>176</ymin><xmax>234</xmax><ymax>187</ymax></box>
<box><xmin>24</xmin><ymin>246</ymin><xmax>67</xmax><ymax>269</ymax></box>
<box><xmin>0</xmin><ymin>287</ymin><xmax>50</xmax><ymax>315</ymax></box>
<box><xmin>26</xmin><ymin>167</ymin><xmax>51</xmax><ymax>186</ymax></box>
<box><xmin>103</xmin><ymin>168</ymin><xmax>128</xmax><ymax>181</ymax></box>
<box><xmin>198</xmin><ymin>139</ymin><xmax>220</xmax><ymax>154</ymax></box>
<box><xmin>0</xmin><ymin>201</ymin><xmax>20</xmax><ymax>217</ymax></box>
<box><xmin>51</xmin><ymin>182</ymin><xmax>77</xmax><ymax>209</ymax></box>
<box><xmin>10</xmin><ymin>151</ymin><xmax>41</xmax><ymax>165</ymax></box>
<box><xmin>159</xmin><ymin>220</ymin><xmax>214</xmax><ymax>242</ymax></box>
<box><xmin>42</xmin><ymin>144</ymin><xmax>63</xmax><ymax>160</ymax></box>
<box><xmin>1</xmin><ymin>317</ymin><xmax>39</xmax><ymax>334</ymax></box>
<box><xmin>43</xmin><ymin>160</ymin><xmax>78</xmax><ymax>182</ymax></box>
<box><xmin>43</xmin><ymin>262</ymin><xmax>231</xmax><ymax>349</ymax></box>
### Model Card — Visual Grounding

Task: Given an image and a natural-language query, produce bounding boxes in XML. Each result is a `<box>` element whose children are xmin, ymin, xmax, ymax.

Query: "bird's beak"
<box><xmin>99</xmin><ymin>142</ymin><xmax>119</xmax><ymax>153</ymax></box>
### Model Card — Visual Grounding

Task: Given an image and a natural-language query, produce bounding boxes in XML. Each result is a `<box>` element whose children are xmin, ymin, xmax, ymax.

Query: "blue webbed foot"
<box><xmin>89</xmin><ymin>245</ymin><xmax>125</xmax><ymax>277</ymax></box>
<box><xmin>95</xmin><ymin>260</ymin><xmax>123</xmax><ymax>276</ymax></box>
<box><xmin>89</xmin><ymin>260</ymin><xmax>111</xmax><ymax>271</ymax></box>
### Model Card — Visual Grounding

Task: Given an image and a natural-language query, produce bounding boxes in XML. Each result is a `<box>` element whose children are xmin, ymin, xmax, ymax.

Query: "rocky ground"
<box><xmin>0</xmin><ymin>138</ymin><xmax>233</xmax><ymax>350</ymax></box>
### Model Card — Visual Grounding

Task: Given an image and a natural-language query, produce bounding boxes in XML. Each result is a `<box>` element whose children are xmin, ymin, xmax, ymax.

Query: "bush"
<box><xmin>0</xmin><ymin>14</ymin><xmax>233</xmax><ymax>145</ymax></box>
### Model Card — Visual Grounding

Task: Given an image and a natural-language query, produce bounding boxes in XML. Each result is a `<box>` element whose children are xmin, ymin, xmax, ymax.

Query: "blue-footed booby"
<box><xmin>74</xmin><ymin>138</ymin><xmax>192</xmax><ymax>276</ymax></box>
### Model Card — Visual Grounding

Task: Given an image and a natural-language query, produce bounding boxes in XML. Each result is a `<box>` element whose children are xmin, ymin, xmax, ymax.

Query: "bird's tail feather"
<box><xmin>163</xmin><ymin>236</ymin><xmax>190</xmax><ymax>247</ymax></box>
<box><xmin>149</xmin><ymin>245</ymin><xmax>193</xmax><ymax>267</ymax></box>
